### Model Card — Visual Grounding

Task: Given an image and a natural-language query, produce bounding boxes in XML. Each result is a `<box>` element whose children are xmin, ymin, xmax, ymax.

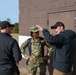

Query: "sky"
<box><xmin>0</xmin><ymin>0</ymin><xmax>19</xmax><ymax>24</ymax></box>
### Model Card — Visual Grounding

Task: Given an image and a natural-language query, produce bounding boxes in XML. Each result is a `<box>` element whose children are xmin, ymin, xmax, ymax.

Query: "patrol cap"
<box><xmin>30</xmin><ymin>26</ymin><xmax>39</xmax><ymax>32</ymax></box>
<box><xmin>0</xmin><ymin>21</ymin><xmax>14</xmax><ymax>29</ymax></box>
<box><xmin>51</xmin><ymin>22</ymin><xmax>65</xmax><ymax>29</ymax></box>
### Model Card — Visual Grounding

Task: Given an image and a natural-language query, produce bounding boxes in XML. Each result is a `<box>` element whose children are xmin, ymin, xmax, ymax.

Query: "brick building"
<box><xmin>19</xmin><ymin>0</ymin><xmax>76</xmax><ymax>36</ymax></box>
<box><xmin>19</xmin><ymin>0</ymin><xmax>76</xmax><ymax>74</ymax></box>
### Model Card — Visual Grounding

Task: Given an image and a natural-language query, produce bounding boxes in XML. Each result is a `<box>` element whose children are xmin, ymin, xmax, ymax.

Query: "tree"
<box><xmin>6</xmin><ymin>18</ymin><xmax>11</xmax><ymax>23</ymax></box>
<box><xmin>5</xmin><ymin>18</ymin><xmax>19</xmax><ymax>33</ymax></box>
<box><xmin>12</xmin><ymin>22</ymin><xmax>19</xmax><ymax>33</ymax></box>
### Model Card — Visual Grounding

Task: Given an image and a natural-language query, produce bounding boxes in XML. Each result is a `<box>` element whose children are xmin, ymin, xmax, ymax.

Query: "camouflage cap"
<box><xmin>29</xmin><ymin>26</ymin><xmax>39</xmax><ymax>32</ymax></box>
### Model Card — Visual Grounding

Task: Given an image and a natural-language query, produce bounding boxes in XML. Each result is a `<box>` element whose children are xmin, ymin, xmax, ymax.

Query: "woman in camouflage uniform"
<box><xmin>20</xmin><ymin>26</ymin><xmax>53</xmax><ymax>75</ymax></box>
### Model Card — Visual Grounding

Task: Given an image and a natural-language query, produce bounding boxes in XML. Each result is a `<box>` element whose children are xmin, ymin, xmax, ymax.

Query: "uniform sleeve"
<box><xmin>47</xmin><ymin>45</ymin><xmax>54</xmax><ymax>56</ymax></box>
<box><xmin>12</xmin><ymin>40</ymin><xmax>22</xmax><ymax>63</ymax></box>
<box><xmin>44</xmin><ymin>39</ymin><xmax>54</xmax><ymax>56</ymax></box>
<box><xmin>20</xmin><ymin>40</ymin><xmax>28</xmax><ymax>57</ymax></box>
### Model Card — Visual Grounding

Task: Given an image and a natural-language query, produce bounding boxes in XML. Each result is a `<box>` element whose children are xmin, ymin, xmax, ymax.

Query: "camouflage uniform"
<box><xmin>20</xmin><ymin>27</ymin><xmax>53</xmax><ymax>75</ymax></box>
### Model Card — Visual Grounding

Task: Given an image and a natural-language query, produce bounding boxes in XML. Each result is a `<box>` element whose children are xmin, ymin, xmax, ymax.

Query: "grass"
<box><xmin>11</xmin><ymin>33</ymin><xmax>18</xmax><ymax>42</ymax></box>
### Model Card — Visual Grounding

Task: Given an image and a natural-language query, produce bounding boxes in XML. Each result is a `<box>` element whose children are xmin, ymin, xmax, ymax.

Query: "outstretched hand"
<box><xmin>36</xmin><ymin>25</ymin><xmax>43</xmax><ymax>31</ymax></box>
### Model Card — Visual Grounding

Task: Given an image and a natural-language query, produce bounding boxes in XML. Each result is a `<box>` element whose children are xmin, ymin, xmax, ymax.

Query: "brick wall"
<box><xmin>19</xmin><ymin>0</ymin><xmax>76</xmax><ymax>35</ymax></box>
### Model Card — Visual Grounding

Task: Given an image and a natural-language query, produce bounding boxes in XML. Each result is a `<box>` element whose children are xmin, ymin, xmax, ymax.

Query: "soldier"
<box><xmin>20</xmin><ymin>26</ymin><xmax>53</xmax><ymax>75</ymax></box>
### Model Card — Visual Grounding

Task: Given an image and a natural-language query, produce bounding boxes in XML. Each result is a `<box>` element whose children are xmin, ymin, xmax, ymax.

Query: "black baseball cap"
<box><xmin>51</xmin><ymin>22</ymin><xmax>65</xmax><ymax>29</ymax></box>
<box><xmin>0</xmin><ymin>21</ymin><xmax>14</xmax><ymax>29</ymax></box>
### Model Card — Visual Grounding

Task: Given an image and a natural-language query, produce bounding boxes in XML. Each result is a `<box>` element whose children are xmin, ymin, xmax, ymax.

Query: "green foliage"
<box><xmin>6</xmin><ymin>18</ymin><xmax>11</xmax><ymax>23</ymax></box>
<box><xmin>0</xmin><ymin>18</ymin><xmax>19</xmax><ymax>33</ymax></box>
<box><xmin>12</xmin><ymin>22</ymin><xmax>19</xmax><ymax>33</ymax></box>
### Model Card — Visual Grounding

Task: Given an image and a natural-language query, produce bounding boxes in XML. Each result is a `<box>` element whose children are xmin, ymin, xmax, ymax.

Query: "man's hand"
<box><xmin>36</xmin><ymin>25</ymin><xmax>43</xmax><ymax>31</ymax></box>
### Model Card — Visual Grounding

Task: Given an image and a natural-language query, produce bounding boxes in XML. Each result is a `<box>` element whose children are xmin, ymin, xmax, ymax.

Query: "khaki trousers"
<box><xmin>53</xmin><ymin>69</ymin><xmax>72</xmax><ymax>75</ymax></box>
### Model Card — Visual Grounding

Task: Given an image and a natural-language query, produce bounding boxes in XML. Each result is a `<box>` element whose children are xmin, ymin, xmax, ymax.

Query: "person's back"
<box><xmin>0</xmin><ymin>21</ymin><xmax>22</xmax><ymax>75</ymax></box>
